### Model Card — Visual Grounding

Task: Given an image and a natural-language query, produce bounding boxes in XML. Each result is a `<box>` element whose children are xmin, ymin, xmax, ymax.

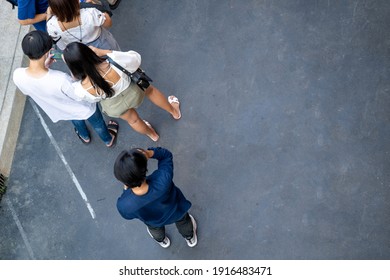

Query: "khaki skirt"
<box><xmin>100</xmin><ymin>83</ymin><xmax>145</xmax><ymax>118</ymax></box>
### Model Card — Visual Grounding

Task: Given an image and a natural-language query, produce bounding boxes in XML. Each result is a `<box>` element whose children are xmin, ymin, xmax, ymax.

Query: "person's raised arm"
<box><xmin>148</xmin><ymin>147</ymin><xmax>174</xmax><ymax>182</ymax></box>
<box><xmin>89</xmin><ymin>46</ymin><xmax>112</xmax><ymax>57</ymax></box>
<box><xmin>18</xmin><ymin>13</ymin><xmax>46</xmax><ymax>26</ymax></box>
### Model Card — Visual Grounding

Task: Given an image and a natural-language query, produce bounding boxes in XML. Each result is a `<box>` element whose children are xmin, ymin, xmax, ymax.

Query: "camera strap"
<box><xmin>106</xmin><ymin>57</ymin><xmax>153</xmax><ymax>90</ymax></box>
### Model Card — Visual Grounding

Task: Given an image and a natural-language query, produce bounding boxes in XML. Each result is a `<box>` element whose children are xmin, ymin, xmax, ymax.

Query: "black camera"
<box><xmin>106</xmin><ymin>57</ymin><xmax>153</xmax><ymax>91</ymax></box>
<box><xmin>132</xmin><ymin>68</ymin><xmax>153</xmax><ymax>90</ymax></box>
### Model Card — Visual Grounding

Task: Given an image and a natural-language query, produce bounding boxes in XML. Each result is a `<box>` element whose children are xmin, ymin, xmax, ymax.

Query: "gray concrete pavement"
<box><xmin>1</xmin><ymin>0</ymin><xmax>390</xmax><ymax>260</ymax></box>
<box><xmin>0</xmin><ymin>7</ymin><xmax>29</xmax><ymax>177</ymax></box>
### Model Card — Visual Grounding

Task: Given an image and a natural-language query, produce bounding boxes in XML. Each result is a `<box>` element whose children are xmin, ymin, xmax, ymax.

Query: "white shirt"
<box><xmin>47</xmin><ymin>8</ymin><xmax>106</xmax><ymax>50</ymax></box>
<box><xmin>73</xmin><ymin>51</ymin><xmax>142</xmax><ymax>102</ymax></box>
<box><xmin>13</xmin><ymin>68</ymin><xmax>96</xmax><ymax>123</ymax></box>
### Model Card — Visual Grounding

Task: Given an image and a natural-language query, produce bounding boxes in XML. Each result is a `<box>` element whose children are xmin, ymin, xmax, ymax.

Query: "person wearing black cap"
<box><xmin>13</xmin><ymin>30</ymin><xmax>118</xmax><ymax>147</ymax></box>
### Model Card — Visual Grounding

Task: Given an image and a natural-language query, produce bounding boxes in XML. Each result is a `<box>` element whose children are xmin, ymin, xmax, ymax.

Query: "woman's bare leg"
<box><xmin>145</xmin><ymin>85</ymin><xmax>181</xmax><ymax>119</ymax></box>
<box><xmin>120</xmin><ymin>108</ymin><xmax>159</xmax><ymax>141</ymax></box>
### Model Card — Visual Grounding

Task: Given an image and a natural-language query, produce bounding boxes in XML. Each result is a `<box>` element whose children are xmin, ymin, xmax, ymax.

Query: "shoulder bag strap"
<box><xmin>106</xmin><ymin>57</ymin><xmax>134</xmax><ymax>77</ymax></box>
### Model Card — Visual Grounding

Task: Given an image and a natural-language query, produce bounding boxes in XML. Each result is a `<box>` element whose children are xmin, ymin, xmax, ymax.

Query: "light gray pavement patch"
<box><xmin>0</xmin><ymin>7</ymin><xmax>29</xmax><ymax>176</ymax></box>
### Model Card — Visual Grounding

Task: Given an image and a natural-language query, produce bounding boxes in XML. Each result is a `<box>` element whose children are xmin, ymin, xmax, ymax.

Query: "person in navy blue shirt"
<box><xmin>18</xmin><ymin>0</ymin><xmax>49</xmax><ymax>32</ymax></box>
<box><xmin>114</xmin><ymin>147</ymin><xmax>198</xmax><ymax>248</ymax></box>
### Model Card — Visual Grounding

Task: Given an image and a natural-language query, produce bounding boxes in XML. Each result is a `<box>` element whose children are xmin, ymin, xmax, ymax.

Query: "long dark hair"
<box><xmin>48</xmin><ymin>0</ymin><xmax>80</xmax><ymax>22</ymax></box>
<box><xmin>63</xmin><ymin>42</ymin><xmax>114</xmax><ymax>97</ymax></box>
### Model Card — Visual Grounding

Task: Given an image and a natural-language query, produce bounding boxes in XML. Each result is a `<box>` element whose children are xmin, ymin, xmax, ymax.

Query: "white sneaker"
<box><xmin>185</xmin><ymin>214</ymin><xmax>198</xmax><ymax>247</ymax></box>
<box><xmin>147</xmin><ymin>228</ymin><xmax>171</xmax><ymax>248</ymax></box>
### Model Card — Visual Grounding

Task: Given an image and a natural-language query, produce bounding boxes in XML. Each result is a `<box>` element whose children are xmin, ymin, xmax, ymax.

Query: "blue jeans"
<box><xmin>71</xmin><ymin>105</ymin><xmax>112</xmax><ymax>145</ymax></box>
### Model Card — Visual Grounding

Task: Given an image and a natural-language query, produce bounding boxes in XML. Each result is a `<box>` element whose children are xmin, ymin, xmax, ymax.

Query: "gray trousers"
<box><xmin>146</xmin><ymin>213</ymin><xmax>193</xmax><ymax>242</ymax></box>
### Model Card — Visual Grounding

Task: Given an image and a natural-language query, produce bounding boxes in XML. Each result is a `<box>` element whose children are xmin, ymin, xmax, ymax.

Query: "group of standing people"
<box><xmin>13</xmin><ymin>0</ymin><xmax>197</xmax><ymax>249</ymax></box>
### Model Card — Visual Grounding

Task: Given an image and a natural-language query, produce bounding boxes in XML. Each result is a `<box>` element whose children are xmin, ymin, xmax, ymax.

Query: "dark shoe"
<box><xmin>106</xmin><ymin>120</ymin><xmax>119</xmax><ymax>147</ymax></box>
<box><xmin>74</xmin><ymin>128</ymin><xmax>90</xmax><ymax>144</ymax></box>
<box><xmin>109</xmin><ymin>0</ymin><xmax>122</xmax><ymax>10</ymax></box>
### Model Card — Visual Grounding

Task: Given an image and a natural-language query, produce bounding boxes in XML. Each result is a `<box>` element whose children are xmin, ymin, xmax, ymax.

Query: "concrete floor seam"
<box><xmin>5</xmin><ymin>196</ymin><xmax>35</xmax><ymax>260</ymax></box>
<box><xmin>30</xmin><ymin>100</ymin><xmax>96</xmax><ymax>219</ymax></box>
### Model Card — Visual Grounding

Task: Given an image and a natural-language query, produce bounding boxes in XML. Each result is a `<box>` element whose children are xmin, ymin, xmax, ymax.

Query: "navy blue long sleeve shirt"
<box><xmin>116</xmin><ymin>147</ymin><xmax>191</xmax><ymax>227</ymax></box>
<box><xmin>18</xmin><ymin>0</ymin><xmax>48</xmax><ymax>32</ymax></box>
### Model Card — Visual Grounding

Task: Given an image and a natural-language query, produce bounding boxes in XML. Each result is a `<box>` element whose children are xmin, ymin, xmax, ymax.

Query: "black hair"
<box><xmin>63</xmin><ymin>42</ymin><xmax>114</xmax><ymax>97</ymax></box>
<box><xmin>114</xmin><ymin>149</ymin><xmax>148</xmax><ymax>188</ymax></box>
<box><xmin>21</xmin><ymin>30</ymin><xmax>53</xmax><ymax>60</ymax></box>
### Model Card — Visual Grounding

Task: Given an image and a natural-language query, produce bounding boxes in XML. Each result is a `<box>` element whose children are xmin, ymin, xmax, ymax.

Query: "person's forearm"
<box><xmin>90</xmin><ymin>46</ymin><xmax>113</xmax><ymax>57</ymax></box>
<box><xmin>149</xmin><ymin>147</ymin><xmax>173</xmax><ymax>160</ymax></box>
<box><xmin>150</xmin><ymin>147</ymin><xmax>174</xmax><ymax>176</ymax></box>
<box><xmin>19</xmin><ymin>13</ymin><xmax>46</xmax><ymax>25</ymax></box>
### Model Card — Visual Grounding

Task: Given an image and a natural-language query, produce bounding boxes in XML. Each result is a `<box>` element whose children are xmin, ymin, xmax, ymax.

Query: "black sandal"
<box><xmin>74</xmin><ymin>128</ymin><xmax>90</xmax><ymax>144</ymax></box>
<box><xmin>107</xmin><ymin>120</ymin><xmax>119</xmax><ymax>147</ymax></box>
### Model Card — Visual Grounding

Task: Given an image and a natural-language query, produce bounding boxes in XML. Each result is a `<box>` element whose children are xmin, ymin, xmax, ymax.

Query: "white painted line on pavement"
<box><xmin>30</xmin><ymin>100</ymin><xmax>96</xmax><ymax>219</ymax></box>
<box><xmin>5</xmin><ymin>196</ymin><xmax>35</xmax><ymax>259</ymax></box>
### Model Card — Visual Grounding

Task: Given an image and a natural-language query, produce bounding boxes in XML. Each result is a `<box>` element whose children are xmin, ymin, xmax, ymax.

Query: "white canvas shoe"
<box><xmin>147</xmin><ymin>228</ymin><xmax>171</xmax><ymax>248</ymax></box>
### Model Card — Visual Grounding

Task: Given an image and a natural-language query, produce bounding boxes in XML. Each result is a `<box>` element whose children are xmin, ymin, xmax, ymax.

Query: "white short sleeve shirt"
<box><xmin>47</xmin><ymin>8</ymin><xmax>106</xmax><ymax>50</ymax></box>
<box><xmin>13</xmin><ymin>68</ymin><xmax>96</xmax><ymax>122</ymax></box>
<box><xmin>73</xmin><ymin>51</ymin><xmax>142</xmax><ymax>102</ymax></box>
